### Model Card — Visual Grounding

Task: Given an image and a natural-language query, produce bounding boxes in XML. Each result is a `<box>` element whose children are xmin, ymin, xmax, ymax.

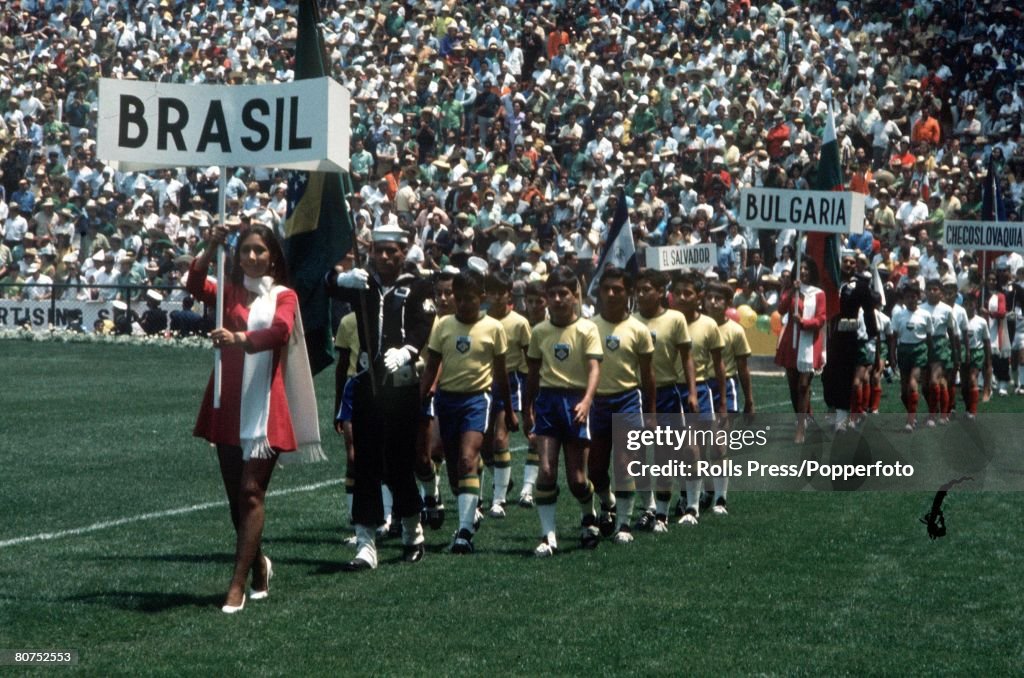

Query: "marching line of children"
<box><xmin>333</xmin><ymin>264</ymin><xmax>999</xmax><ymax>560</ymax></box>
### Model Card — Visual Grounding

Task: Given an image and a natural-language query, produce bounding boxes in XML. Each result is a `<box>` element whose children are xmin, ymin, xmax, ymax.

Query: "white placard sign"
<box><xmin>0</xmin><ymin>299</ymin><xmax>184</xmax><ymax>332</ymax></box>
<box><xmin>645</xmin><ymin>244</ymin><xmax>718</xmax><ymax>271</ymax></box>
<box><xmin>943</xmin><ymin>221</ymin><xmax>1024</xmax><ymax>253</ymax></box>
<box><xmin>739</xmin><ymin>188</ymin><xmax>864</xmax><ymax>234</ymax></box>
<box><xmin>97</xmin><ymin>77</ymin><xmax>349</xmax><ymax>171</ymax></box>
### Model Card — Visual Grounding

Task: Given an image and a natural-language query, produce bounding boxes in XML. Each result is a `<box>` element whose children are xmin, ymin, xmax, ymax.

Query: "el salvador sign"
<box><xmin>96</xmin><ymin>77</ymin><xmax>349</xmax><ymax>171</ymax></box>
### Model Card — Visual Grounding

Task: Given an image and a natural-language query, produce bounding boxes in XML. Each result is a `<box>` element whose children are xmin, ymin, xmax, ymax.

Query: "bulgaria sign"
<box><xmin>943</xmin><ymin>221</ymin><xmax>1024</xmax><ymax>252</ymax></box>
<box><xmin>97</xmin><ymin>77</ymin><xmax>349</xmax><ymax>172</ymax></box>
<box><xmin>739</xmin><ymin>188</ymin><xmax>864</xmax><ymax>234</ymax></box>
<box><xmin>646</xmin><ymin>243</ymin><xmax>717</xmax><ymax>271</ymax></box>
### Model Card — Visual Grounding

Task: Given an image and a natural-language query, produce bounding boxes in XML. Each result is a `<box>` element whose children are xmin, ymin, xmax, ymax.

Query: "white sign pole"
<box><xmin>213</xmin><ymin>167</ymin><xmax>227</xmax><ymax>409</ymax></box>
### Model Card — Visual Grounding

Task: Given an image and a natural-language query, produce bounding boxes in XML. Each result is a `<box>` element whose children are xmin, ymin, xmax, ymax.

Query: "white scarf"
<box><xmin>239</xmin><ymin>275</ymin><xmax>325</xmax><ymax>463</ymax></box>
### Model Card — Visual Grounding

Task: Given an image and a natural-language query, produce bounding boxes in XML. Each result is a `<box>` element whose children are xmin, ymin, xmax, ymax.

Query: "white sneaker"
<box><xmin>613</xmin><ymin>525</ymin><xmax>634</xmax><ymax>544</ymax></box>
<box><xmin>652</xmin><ymin>515</ymin><xmax>669</xmax><ymax>533</ymax></box>
<box><xmin>518</xmin><ymin>493</ymin><xmax>535</xmax><ymax>508</ymax></box>
<box><xmin>473</xmin><ymin>508</ymin><xmax>485</xmax><ymax>531</ymax></box>
<box><xmin>488</xmin><ymin>503</ymin><xmax>506</xmax><ymax>519</ymax></box>
<box><xmin>998</xmin><ymin>386</ymin><xmax>1008</xmax><ymax>397</ymax></box>
<box><xmin>534</xmin><ymin>533</ymin><xmax>558</xmax><ymax>557</ymax></box>
<box><xmin>926</xmin><ymin>418</ymin><xmax>936</xmax><ymax>428</ymax></box>
<box><xmin>678</xmin><ymin>509</ymin><xmax>699</xmax><ymax>526</ymax></box>
<box><xmin>1015</xmin><ymin>386</ymin><xmax>1024</xmax><ymax>395</ymax></box>
<box><xmin>712</xmin><ymin>498</ymin><xmax>729</xmax><ymax>516</ymax></box>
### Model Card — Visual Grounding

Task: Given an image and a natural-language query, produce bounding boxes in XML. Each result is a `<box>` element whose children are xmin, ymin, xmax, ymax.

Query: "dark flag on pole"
<box><xmin>284</xmin><ymin>0</ymin><xmax>353</xmax><ymax>374</ymax></box>
<box><xmin>587</xmin><ymin>188</ymin><xmax>637</xmax><ymax>297</ymax></box>
<box><xmin>805</xmin><ymin>102</ymin><xmax>844</xmax><ymax>317</ymax></box>
<box><xmin>981</xmin><ymin>156</ymin><xmax>1006</xmax><ymax>222</ymax></box>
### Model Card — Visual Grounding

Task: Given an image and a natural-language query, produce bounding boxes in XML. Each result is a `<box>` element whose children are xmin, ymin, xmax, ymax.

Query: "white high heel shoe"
<box><xmin>249</xmin><ymin>556</ymin><xmax>273</xmax><ymax>601</ymax></box>
<box><xmin>221</xmin><ymin>594</ymin><xmax>246</xmax><ymax>614</ymax></box>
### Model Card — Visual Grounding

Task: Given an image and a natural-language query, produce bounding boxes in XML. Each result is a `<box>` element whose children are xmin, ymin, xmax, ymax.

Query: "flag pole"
<box><xmin>792</xmin><ymin>229</ymin><xmax>802</xmax><ymax>349</ymax></box>
<box><xmin>214</xmin><ymin>166</ymin><xmax>227</xmax><ymax>409</ymax></box>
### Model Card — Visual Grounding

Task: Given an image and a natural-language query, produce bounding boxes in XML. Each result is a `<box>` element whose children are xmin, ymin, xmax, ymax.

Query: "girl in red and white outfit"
<box><xmin>983</xmin><ymin>270</ymin><xmax>1010</xmax><ymax>397</ymax></box>
<box><xmin>775</xmin><ymin>258</ymin><xmax>827</xmax><ymax>443</ymax></box>
<box><xmin>188</xmin><ymin>223</ymin><xmax>322</xmax><ymax>614</ymax></box>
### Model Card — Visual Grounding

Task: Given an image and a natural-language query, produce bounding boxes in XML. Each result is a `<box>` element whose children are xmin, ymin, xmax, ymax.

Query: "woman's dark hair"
<box><xmin>545</xmin><ymin>265</ymin><xmax>580</xmax><ymax>294</ymax></box>
<box><xmin>799</xmin><ymin>257</ymin><xmax>820</xmax><ymax>286</ymax></box>
<box><xmin>230</xmin><ymin>224</ymin><xmax>288</xmax><ymax>286</ymax></box>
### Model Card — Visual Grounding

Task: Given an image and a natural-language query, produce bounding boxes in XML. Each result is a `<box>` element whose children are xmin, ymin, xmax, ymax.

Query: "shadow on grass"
<box><xmin>62</xmin><ymin>590</ymin><xmax>222</xmax><ymax>613</ymax></box>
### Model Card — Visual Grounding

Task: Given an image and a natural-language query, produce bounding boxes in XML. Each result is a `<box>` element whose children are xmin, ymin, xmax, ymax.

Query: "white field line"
<box><xmin>0</xmin><ymin>478</ymin><xmax>343</xmax><ymax>550</ymax></box>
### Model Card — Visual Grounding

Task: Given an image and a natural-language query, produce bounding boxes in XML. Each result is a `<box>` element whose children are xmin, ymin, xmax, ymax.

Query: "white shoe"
<box><xmin>518</xmin><ymin>493</ymin><xmax>535</xmax><ymax>508</ymax></box>
<box><xmin>652</xmin><ymin>515</ymin><xmax>669</xmax><ymax>533</ymax></box>
<box><xmin>249</xmin><ymin>556</ymin><xmax>273</xmax><ymax>600</ymax></box>
<box><xmin>375</xmin><ymin>521</ymin><xmax>391</xmax><ymax>539</ymax></box>
<box><xmin>1015</xmin><ymin>386</ymin><xmax>1024</xmax><ymax>395</ymax></box>
<box><xmin>473</xmin><ymin>508</ymin><xmax>485</xmax><ymax>531</ymax></box>
<box><xmin>926</xmin><ymin>418</ymin><xmax>936</xmax><ymax>428</ymax></box>
<box><xmin>613</xmin><ymin>526</ymin><xmax>634</xmax><ymax>544</ymax></box>
<box><xmin>221</xmin><ymin>594</ymin><xmax>245</xmax><ymax>614</ymax></box>
<box><xmin>534</xmin><ymin>533</ymin><xmax>558</xmax><ymax>557</ymax></box>
<box><xmin>678</xmin><ymin>509</ymin><xmax>699</xmax><ymax>526</ymax></box>
<box><xmin>343</xmin><ymin>533</ymin><xmax>358</xmax><ymax>546</ymax></box>
<box><xmin>488</xmin><ymin>503</ymin><xmax>506</xmax><ymax>518</ymax></box>
<box><xmin>712</xmin><ymin>498</ymin><xmax>729</xmax><ymax>516</ymax></box>
<box><xmin>998</xmin><ymin>387</ymin><xmax>1008</xmax><ymax>397</ymax></box>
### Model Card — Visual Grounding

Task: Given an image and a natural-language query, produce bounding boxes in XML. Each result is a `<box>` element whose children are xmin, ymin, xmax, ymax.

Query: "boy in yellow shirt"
<box><xmin>420</xmin><ymin>270</ymin><xmax>516</xmax><ymax>554</ymax></box>
<box><xmin>523</xmin><ymin>266</ymin><xmax>603</xmax><ymax>556</ymax></box>
<box><xmin>589</xmin><ymin>267</ymin><xmax>655</xmax><ymax>544</ymax></box>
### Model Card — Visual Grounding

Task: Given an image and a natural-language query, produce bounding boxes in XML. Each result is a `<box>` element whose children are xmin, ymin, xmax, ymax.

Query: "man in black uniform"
<box><xmin>325</xmin><ymin>224</ymin><xmax>435</xmax><ymax>570</ymax></box>
<box><xmin>823</xmin><ymin>250</ymin><xmax>877</xmax><ymax>431</ymax></box>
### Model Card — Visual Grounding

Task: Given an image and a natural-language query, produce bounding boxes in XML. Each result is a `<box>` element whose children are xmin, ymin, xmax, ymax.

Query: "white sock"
<box><xmin>617</xmin><ymin>494</ymin><xmax>635</xmax><ymax>527</ymax></box>
<box><xmin>654</xmin><ymin>497</ymin><xmax>669</xmax><ymax>516</ymax></box>
<box><xmin>1017</xmin><ymin>368</ymin><xmax>1024</xmax><ymax>388</ymax></box>
<box><xmin>493</xmin><ymin>466</ymin><xmax>512</xmax><ymax>504</ymax></box>
<box><xmin>457</xmin><ymin>493</ymin><xmax>478</xmax><ymax>532</ymax></box>
<box><xmin>713</xmin><ymin>476</ymin><xmax>729</xmax><ymax>503</ymax></box>
<box><xmin>522</xmin><ymin>465</ymin><xmax>538</xmax><ymax>494</ymax></box>
<box><xmin>637</xmin><ymin>490</ymin><xmax>655</xmax><ymax>511</ymax></box>
<box><xmin>538</xmin><ymin>503</ymin><xmax>557</xmax><ymax>537</ymax></box>
<box><xmin>381</xmin><ymin>484</ymin><xmax>393</xmax><ymax>524</ymax></box>
<box><xmin>685</xmin><ymin>480</ymin><xmax>703</xmax><ymax>514</ymax></box>
<box><xmin>417</xmin><ymin>479</ymin><xmax>432</xmax><ymax>500</ymax></box>
<box><xmin>432</xmin><ymin>470</ymin><xmax>441</xmax><ymax>499</ymax></box>
<box><xmin>401</xmin><ymin>515</ymin><xmax>424</xmax><ymax>545</ymax></box>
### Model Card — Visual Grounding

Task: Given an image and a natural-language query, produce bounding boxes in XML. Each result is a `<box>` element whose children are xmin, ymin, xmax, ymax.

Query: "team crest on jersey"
<box><xmin>605</xmin><ymin>335</ymin><xmax>620</xmax><ymax>351</ymax></box>
<box><xmin>553</xmin><ymin>343</ymin><xmax>570</xmax><ymax>361</ymax></box>
<box><xmin>456</xmin><ymin>336</ymin><xmax>471</xmax><ymax>354</ymax></box>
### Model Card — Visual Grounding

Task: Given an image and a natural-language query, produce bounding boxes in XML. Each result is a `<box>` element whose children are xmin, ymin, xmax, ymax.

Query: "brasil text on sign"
<box><xmin>738</xmin><ymin>188</ymin><xmax>864</xmax><ymax>234</ymax></box>
<box><xmin>96</xmin><ymin>77</ymin><xmax>349</xmax><ymax>171</ymax></box>
<box><xmin>645</xmin><ymin>243</ymin><xmax>718</xmax><ymax>271</ymax></box>
<box><xmin>943</xmin><ymin>221</ymin><xmax>1024</xmax><ymax>253</ymax></box>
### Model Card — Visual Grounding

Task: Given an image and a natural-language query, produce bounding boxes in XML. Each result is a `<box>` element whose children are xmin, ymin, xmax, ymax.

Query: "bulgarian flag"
<box><xmin>806</xmin><ymin>102</ymin><xmax>844</xmax><ymax>317</ymax></box>
<box><xmin>284</xmin><ymin>0</ymin><xmax>354</xmax><ymax>374</ymax></box>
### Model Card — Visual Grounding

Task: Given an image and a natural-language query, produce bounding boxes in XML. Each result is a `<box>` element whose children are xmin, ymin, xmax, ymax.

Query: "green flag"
<box><xmin>284</xmin><ymin>0</ymin><xmax>353</xmax><ymax>374</ymax></box>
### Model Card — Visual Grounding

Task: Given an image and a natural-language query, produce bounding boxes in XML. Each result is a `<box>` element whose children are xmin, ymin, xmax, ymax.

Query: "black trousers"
<box><xmin>350</xmin><ymin>379</ymin><xmax>422</xmax><ymax>527</ymax></box>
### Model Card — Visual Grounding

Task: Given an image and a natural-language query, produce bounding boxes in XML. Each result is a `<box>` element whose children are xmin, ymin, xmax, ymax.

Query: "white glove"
<box><xmin>383</xmin><ymin>347</ymin><xmax>413</xmax><ymax>373</ymax></box>
<box><xmin>336</xmin><ymin>268</ymin><xmax>369</xmax><ymax>289</ymax></box>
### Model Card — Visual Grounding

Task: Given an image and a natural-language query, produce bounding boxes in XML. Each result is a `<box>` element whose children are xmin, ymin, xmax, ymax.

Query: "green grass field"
<box><xmin>1</xmin><ymin>341</ymin><xmax>1022</xmax><ymax>675</ymax></box>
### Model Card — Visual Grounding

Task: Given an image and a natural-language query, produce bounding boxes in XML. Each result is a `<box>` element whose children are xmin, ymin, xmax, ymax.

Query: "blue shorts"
<box><xmin>591</xmin><ymin>389</ymin><xmax>643</xmax><ymax>437</ymax></box>
<box><xmin>533</xmin><ymin>388</ymin><xmax>590</xmax><ymax>442</ymax></box>
<box><xmin>706</xmin><ymin>376</ymin><xmax>739</xmax><ymax>414</ymax></box>
<box><xmin>336</xmin><ymin>376</ymin><xmax>357</xmax><ymax>422</ymax></box>
<box><xmin>652</xmin><ymin>384</ymin><xmax>684</xmax><ymax>415</ymax></box>
<box><xmin>491</xmin><ymin>370</ymin><xmax>523</xmax><ymax>413</ymax></box>
<box><xmin>434</xmin><ymin>390</ymin><xmax>492</xmax><ymax>452</ymax></box>
<box><xmin>678</xmin><ymin>381</ymin><xmax>714</xmax><ymax>415</ymax></box>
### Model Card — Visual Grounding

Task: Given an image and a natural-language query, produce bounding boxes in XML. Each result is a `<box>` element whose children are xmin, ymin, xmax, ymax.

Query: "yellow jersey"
<box><xmin>685</xmin><ymin>313</ymin><xmax>725</xmax><ymax>382</ymax></box>
<box><xmin>633</xmin><ymin>308</ymin><xmax>692</xmax><ymax>387</ymax></box>
<box><xmin>593</xmin><ymin>314</ymin><xmax>654</xmax><ymax>395</ymax></box>
<box><xmin>333</xmin><ymin>312</ymin><xmax>359</xmax><ymax>377</ymax></box>
<box><xmin>717</xmin><ymin>318</ymin><xmax>751</xmax><ymax>378</ymax></box>
<box><xmin>493</xmin><ymin>310</ymin><xmax>531</xmax><ymax>374</ymax></box>
<box><xmin>527</xmin><ymin>318</ymin><xmax>603</xmax><ymax>390</ymax></box>
<box><xmin>427</xmin><ymin>314</ymin><xmax>508</xmax><ymax>393</ymax></box>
